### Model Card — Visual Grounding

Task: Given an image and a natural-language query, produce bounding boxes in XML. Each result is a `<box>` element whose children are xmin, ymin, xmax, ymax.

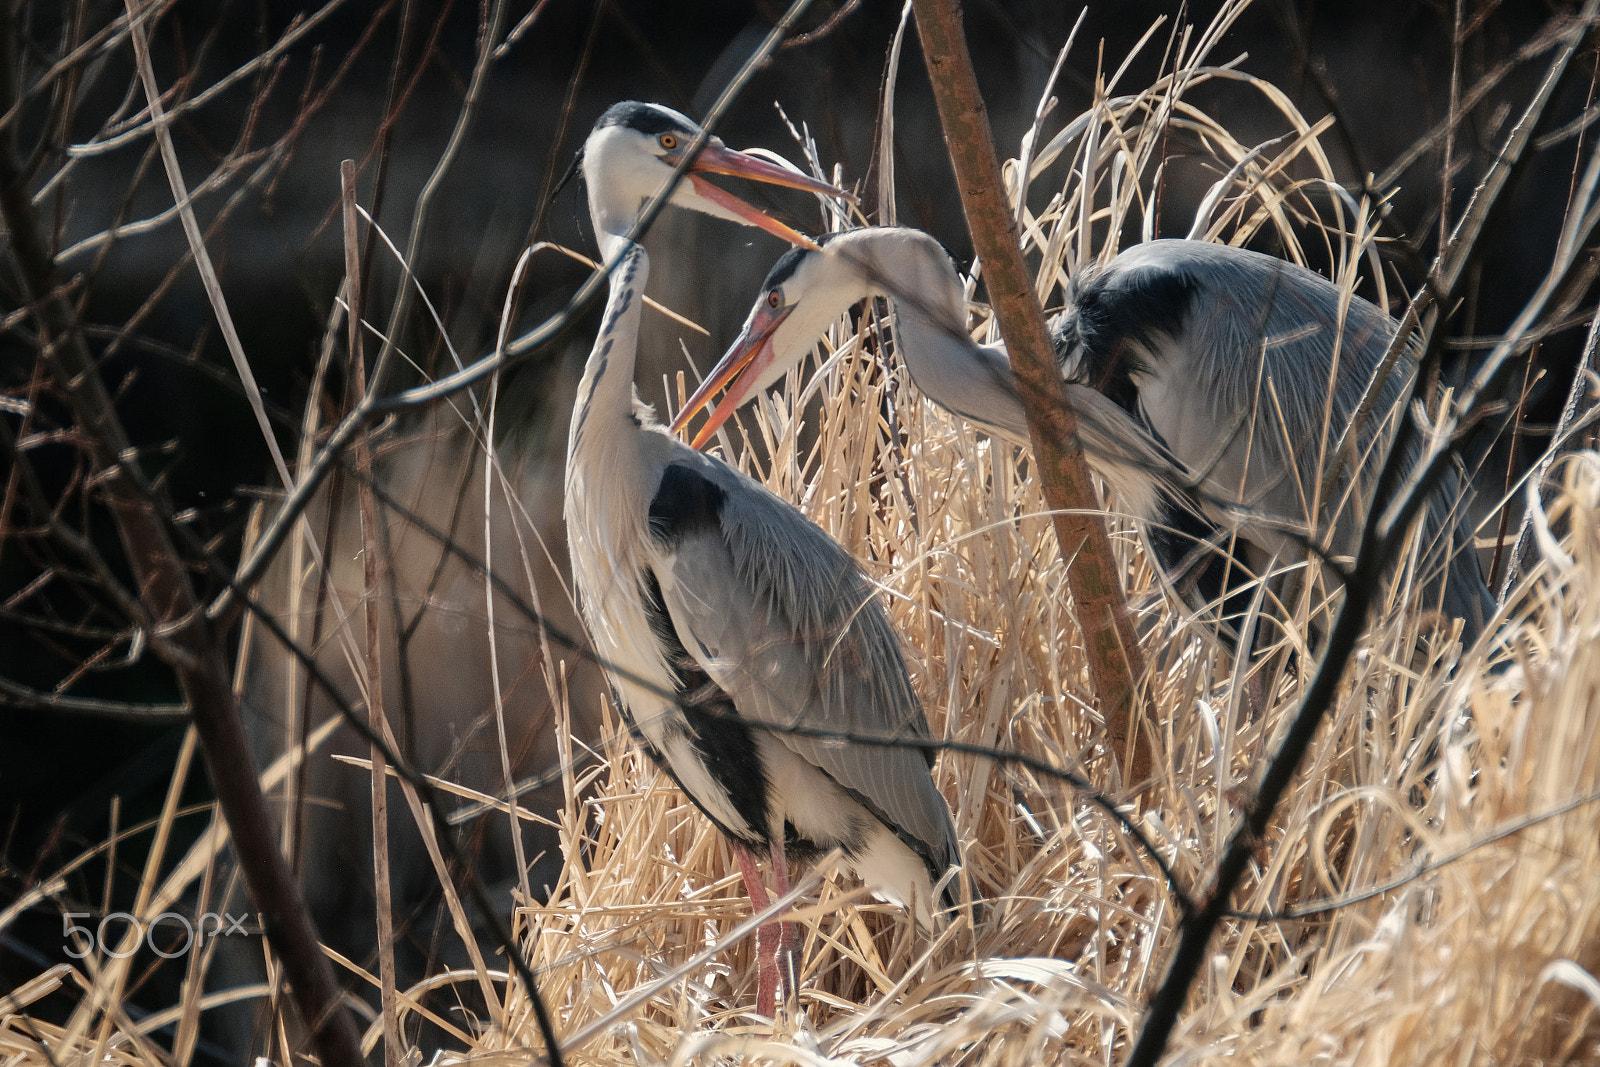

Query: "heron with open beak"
<box><xmin>564</xmin><ymin>108</ymin><xmax>963</xmax><ymax>1017</ymax></box>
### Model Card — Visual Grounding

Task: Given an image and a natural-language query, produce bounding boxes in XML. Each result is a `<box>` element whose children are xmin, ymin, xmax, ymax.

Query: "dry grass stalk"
<box><xmin>7</xmin><ymin>10</ymin><xmax>1600</xmax><ymax>1067</ymax></box>
<box><xmin>483</xmin><ymin>24</ymin><xmax>1598</xmax><ymax>1067</ymax></box>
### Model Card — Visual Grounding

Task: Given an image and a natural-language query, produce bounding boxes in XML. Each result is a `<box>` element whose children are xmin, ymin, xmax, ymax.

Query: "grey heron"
<box><xmin>671</xmin><ymin>226</ymin><xmax>1497</xmax><ymax>651</ymax></box>
<box><xmin>564</xmin><ymin>108</ymin><xmax>962</xmax><ymax>1016</ymax></box>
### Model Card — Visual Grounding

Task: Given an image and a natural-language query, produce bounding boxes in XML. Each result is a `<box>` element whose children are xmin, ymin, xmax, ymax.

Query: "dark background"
<box><xmin>1</xmin><ymin>0</ymin><xmax>1590</xmax><ymax>1058</ymax></box>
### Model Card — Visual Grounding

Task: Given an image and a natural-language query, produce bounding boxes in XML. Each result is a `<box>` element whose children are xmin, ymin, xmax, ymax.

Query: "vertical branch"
<box><xmin>342</xmin><ymin>158</ymin><xmax>401</xmax><ymax>1065</ymax></box>
<box><xmin>1440</xmin><ymin>0</ymin><xmax>1463</xmax><ymax>254</ymax></box>
<box><xmin>910</xmin><ymin>0</ymin><xmax>1151</xmax><ymax>786</ymax></box>
<box><xmin>482</xmin><ymin>379</ymin><xmax>536</xmax><ymax>909</ymax></box>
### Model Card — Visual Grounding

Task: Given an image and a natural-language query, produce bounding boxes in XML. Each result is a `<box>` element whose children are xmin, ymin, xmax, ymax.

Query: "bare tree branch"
<box><xmin>0</xmin><ymin>6</ymin><xmax>367</xmax><ymax>1062</ymax></box>
<box><xmin>912</xmin><ymin>0</ymin><xmax>1152</xmax><ymax>786</ymax></box>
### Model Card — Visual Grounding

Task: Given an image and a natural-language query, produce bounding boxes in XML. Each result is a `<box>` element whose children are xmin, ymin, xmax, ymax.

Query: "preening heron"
<box><xmin>672</xmin><ymin>226</ymin><xmax>1496</xmax><ymax>649</ymax></box>
<box><xmin>564</xmin><ymin>108</ymin><xmax>962</xmax><ymax>1016</ymax></box>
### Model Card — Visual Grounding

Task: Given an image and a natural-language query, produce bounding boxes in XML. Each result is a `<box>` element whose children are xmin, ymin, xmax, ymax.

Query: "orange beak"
<box><xmin>675</xmin><ymin>144</ymin><xmax>852</xmax><ymax>251</ymax></box>
<box><xmin>670</xmin><ymin>300</ymin><xmax>794</xmax><ymax>448</ymax></box>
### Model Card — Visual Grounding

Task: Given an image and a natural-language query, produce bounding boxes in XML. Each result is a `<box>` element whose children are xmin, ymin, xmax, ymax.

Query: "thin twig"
<box><xmin>341</xmin><ymin>158</ymin><xmax>401</xmax><ymax>1067</ymax></box>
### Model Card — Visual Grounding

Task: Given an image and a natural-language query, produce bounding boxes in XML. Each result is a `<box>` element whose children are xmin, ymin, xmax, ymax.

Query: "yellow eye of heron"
<box><xmin>659</xmin><ymin>133</ymin><xmax>677</xmax><ymax>150</ymax></box>
<box><xmin>767</xmin><ymin>289</ymin><xmax>782</xmax><ymax>309</ymax></box>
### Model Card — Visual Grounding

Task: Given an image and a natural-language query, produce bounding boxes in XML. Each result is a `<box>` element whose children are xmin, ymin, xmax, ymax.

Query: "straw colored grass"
<box><xmin>489</xmin><ymin>14</ymin><xmax>1600</xmax><ymax>1063</ymax></box>
<box><xmin>6</xmin><ymin>6</ymin><xmax>1600</xmax><ymax>1065</ymax></box>
<box><xmin>491</xmin><ymin>344</ymin><xmax>1600</xmax><ymax>1064</ymax></box>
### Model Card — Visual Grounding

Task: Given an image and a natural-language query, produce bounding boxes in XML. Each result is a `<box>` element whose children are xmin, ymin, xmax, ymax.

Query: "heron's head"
<box><xmin>671</xmin><ymin>228</ymin><xmax>962</xmax><ymax>448</ymax></box>
<box><xmin>579</xmin><ymin>101</ymin><xmax>847</xmax><ymax>246</ymax></box>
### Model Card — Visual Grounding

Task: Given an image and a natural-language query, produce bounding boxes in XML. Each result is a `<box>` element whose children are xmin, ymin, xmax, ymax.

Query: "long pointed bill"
<box><xmin>679</xmin><ymin>144</ymin><xmax>851</xmax><ymax>250</ymax></box>
<box><xmin>671</xmin><ymin>303</ymin><xmax>793</xmax><ymax>449</ymax></box>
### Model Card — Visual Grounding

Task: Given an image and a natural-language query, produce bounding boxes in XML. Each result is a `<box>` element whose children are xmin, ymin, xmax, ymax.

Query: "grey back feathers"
<box><xmin>1059</xmin><ymin>239</ymin><xmax>1493</xmax><ymax>640</ymax></box>
<box><xmin>641</xmin><ymin>439</ymin><xmax>959</xmax><ymax>876</ymax></box>
<box><xmin>565</xmin><ymin>113</ymin><xmax>962</xmax><ymax>925</ymax></box>
<box><xmin>714</xmin><ymin>226</ymin><xmax>1494</xmax><ymax>647</ymax></box>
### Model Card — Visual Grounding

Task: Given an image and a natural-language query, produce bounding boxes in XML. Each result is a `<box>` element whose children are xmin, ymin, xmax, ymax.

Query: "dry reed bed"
<box><xmin>491</xmin><ymin>23</ymin><xmax>1600</xmax><ymax>1062</ymax></box>
<box><xmin>5</xmin><ymin>7</ymin><xmax>1600</xmax><ymax>1064</ymax></box>
<box><xmin>495</xmin><ymin>344</ymin><xmax>1600</xmax><ymax>1065</ymax></box>
<box><xmin>493</xmin><ymin>384</ymin><xmax>1599</xmax><ymax>1061</ymax></box>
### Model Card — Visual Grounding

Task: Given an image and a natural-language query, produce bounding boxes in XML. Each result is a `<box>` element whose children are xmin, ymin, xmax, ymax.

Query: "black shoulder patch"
<box><xmin>1085</xmin><ymin>259</ymin><xmax>1197</xmax><ymax>345</ymax></box>
<box><xmin>597</xmin><ymin>101</ymin><xmax>694</xmax><ymax>138</ymax></box>
<box><xmin>1057</xmin><ymin>260</ymin><xmax>1197</xmax><ymax>414</ymax></box>
<box><xmin>648</xmin><ymin>463</ymin><xmax>726</xmax><ymax>545</ymax></box>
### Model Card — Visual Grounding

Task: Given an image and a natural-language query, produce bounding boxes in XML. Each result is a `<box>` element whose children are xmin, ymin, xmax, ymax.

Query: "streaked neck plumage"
<box><xmin>569</xmin><ymin>232</ymin><xmax>649</xmax><ymax>453</ymax></box>
<box><xmin>565</xmin><ymin>227</ymin><xmax>660</xmax><ymax>655</ymax></box>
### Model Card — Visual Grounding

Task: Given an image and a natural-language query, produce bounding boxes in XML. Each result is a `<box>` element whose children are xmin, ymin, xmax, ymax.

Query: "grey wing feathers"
<box><xmin>1107</xmin><ymin>240</ymin><xmax>1494</xmax><ymax>639</ymax></box>
<box><xmin>1093</xmin><ymin>241</ymin><xmax>1408</xmax><ymax>534</ymax></box>
<box><xmin>650</xmin><ymin>448</ymin><xmax>959</xmax><ymax>870</ymax></box>
<box><xmin>1116</xmin><ymin>241</ymin><xmax>1406</xmax><ymax>484</ymax></box>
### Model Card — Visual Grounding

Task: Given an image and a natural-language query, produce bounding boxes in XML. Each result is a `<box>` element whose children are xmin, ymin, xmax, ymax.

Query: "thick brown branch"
<box><xmin>911</xmin><ymin>0</ymin><xmax>1151</xmax><ymax>786</ymax></box>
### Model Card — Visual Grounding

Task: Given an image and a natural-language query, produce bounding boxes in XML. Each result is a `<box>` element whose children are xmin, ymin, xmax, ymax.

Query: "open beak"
<box><xmin>670</xmin><ymin>302</ymin><xmax>794</xmax><ymax>448</ymax></box>
<box><xmin>676</xmin><ymin>143</ymin><xmax>851</xmax><ymax>250</ymax></box>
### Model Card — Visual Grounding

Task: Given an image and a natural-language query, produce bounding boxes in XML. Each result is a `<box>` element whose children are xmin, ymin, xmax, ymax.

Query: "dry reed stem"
<box><xmin>486</xmin><ymin>23</ymin><xmax>1596</xmax><ymax>1067</ymax></box>
<box><xmin>9</xmin><ymin>10</ymin><xmax>1600</xmax><ymax>1067</ymax></box>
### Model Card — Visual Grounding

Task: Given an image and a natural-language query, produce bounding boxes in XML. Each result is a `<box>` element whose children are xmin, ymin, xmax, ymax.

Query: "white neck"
<box><xmin>849</xmin><ymin>230</ymin><xmax>1031</xmax><ymax>443</ymax></box>
<box><xmin>853</xmin><ymin>229</ymin><xmax>1168</xmax><ymax>520</ymax></box>
<box><xmin>568</xmin><ymin>233</ymin><xmax>651</xmax><ymax>460</ymax></box>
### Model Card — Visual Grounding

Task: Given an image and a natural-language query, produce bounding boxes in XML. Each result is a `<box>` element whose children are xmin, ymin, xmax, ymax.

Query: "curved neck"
<box><xmin>570</xmin><ymin>234</ymin><xmax>651</xmax><ymax>454</ymax></box>
<box><xmin>874</xmin><ymin>231</ymin><xmax>1168</xmax><ymax>519</ymax></box>
<box><xmin>875</xmin><ymin>236</ymin><xmax>1029</xmax><ymax>443</ymax></box>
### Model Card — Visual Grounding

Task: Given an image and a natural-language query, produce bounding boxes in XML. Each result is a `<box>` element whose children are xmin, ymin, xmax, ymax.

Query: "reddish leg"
<box><xmin>734</xmin><ymin>845</ymin><xmax>779</xmax><ymax>1017</ymax></box>
<box><xmin>769</xmin><ymin>840</ymin><xmax>797</xmax><ymax>1005</ymax></box>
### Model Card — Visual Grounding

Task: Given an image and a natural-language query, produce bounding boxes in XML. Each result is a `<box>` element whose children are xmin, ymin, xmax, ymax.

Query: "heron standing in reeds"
<box><xmin>564</xmin><ymin>108</ymin><xmax>963</xmax><ymax>1016</ymax></box>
